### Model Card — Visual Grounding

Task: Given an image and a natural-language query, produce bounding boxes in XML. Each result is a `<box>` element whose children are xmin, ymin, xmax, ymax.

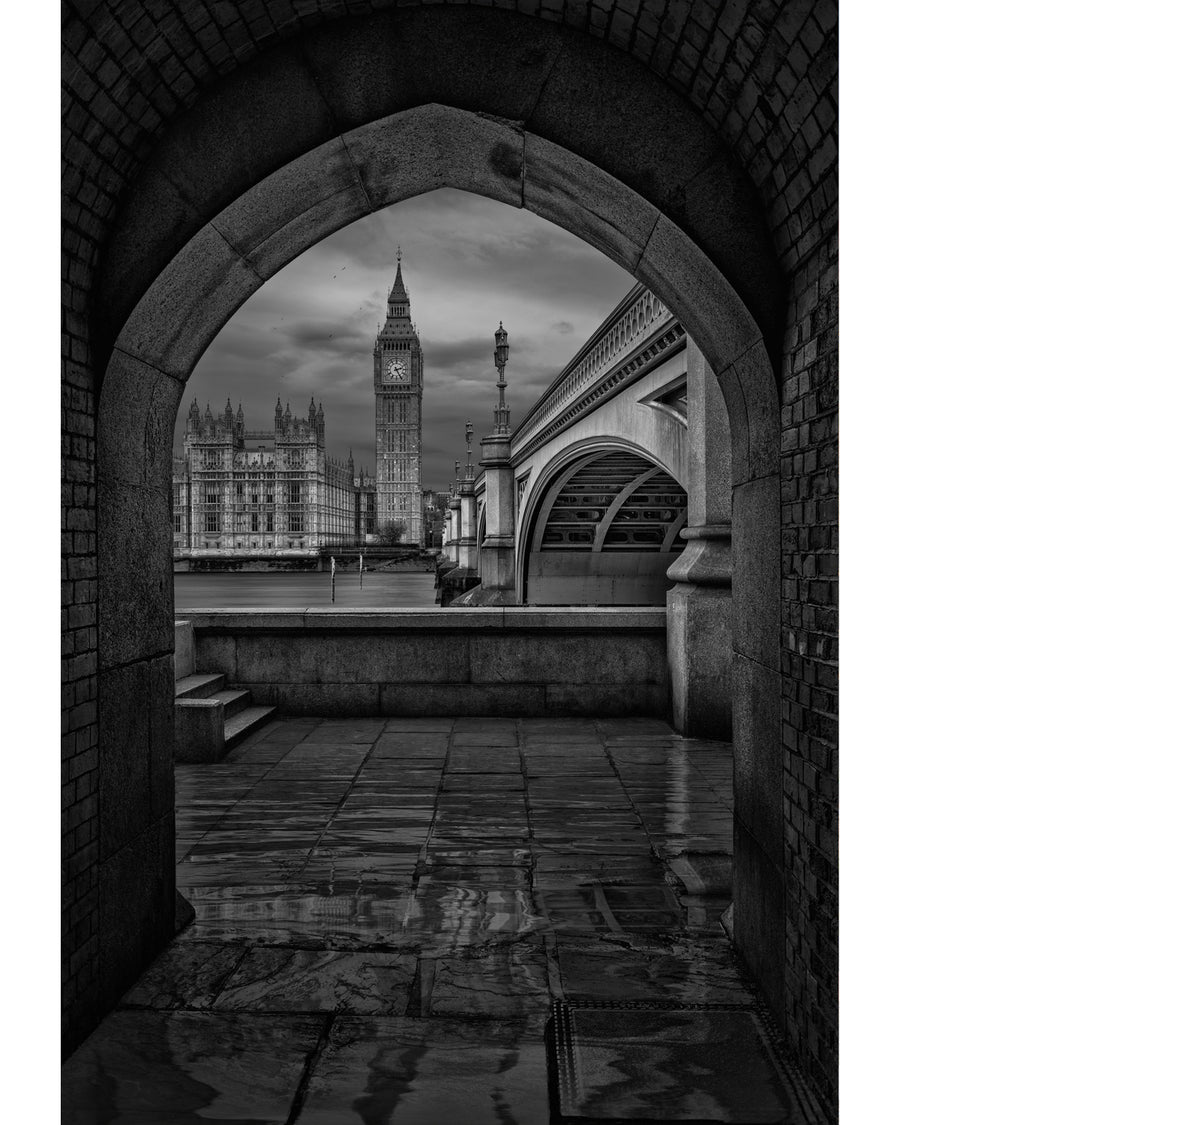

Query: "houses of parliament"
<box><xmin>172</xmin><ymin>249</ymin><xmax>428</xmax><ymax>559</ymax></box>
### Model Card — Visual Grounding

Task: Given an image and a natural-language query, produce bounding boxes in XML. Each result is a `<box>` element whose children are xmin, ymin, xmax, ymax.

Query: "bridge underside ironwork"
<box><xmin>524</xmin><ymin>449</ymin><xmax>687</xmax><ymax>605</ymax></box>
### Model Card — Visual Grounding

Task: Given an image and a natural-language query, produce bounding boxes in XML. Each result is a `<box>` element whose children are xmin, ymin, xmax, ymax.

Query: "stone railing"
<box><xmin>511</xmin><ymin>284</ymin><xmax>680</xmax><ymax>456</ymax></box>
<box><xmin>178</xmin><ymin>607</ymin><xmax>668</xmax><ymax>717</ymax></box>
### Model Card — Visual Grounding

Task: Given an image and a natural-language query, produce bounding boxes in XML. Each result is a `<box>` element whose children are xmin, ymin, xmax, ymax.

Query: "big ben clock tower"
<box><xmin>373</xmin><ymin>246</ymin><xmax>424</xmax><ymax>545</ymax></box>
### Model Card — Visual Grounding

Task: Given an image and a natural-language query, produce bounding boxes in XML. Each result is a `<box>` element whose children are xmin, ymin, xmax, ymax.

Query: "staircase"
<box><xmin>174</xmin><ymin>621</ymin><xmax>276</xmax><ymax>763</ymax></box>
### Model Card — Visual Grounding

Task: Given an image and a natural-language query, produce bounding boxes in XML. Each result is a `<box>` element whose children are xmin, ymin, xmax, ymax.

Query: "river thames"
<box><xmin>174</xmin><ymin>569</ymin><xmax>438</xmax><ymax>610</ymax></box>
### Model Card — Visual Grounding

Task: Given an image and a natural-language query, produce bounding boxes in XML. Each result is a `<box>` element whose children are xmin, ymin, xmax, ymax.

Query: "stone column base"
<box><xmin>453</xmin><ymin>583</ymin><xmax>519</xmax><ymax>606</ymax></box>
<box><xmin>666</xmin><ymin>581</ymin><xmax>732</xmax><ymax>739</ymax></box>
<box><xmin>439</xmin><ymin>567</ymin><xmax>480</xmax><ymax>606</ymax></box>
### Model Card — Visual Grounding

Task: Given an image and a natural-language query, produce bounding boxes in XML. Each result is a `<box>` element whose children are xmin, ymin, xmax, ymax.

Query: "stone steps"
<box><xmin>174</xmin><ymin>672</ymin><xmax>225</xmax><ymax>700</ymax></box>
<box><xmin>174</xmin><ymin>621</ymin><xmax>276</xmax><ymax>762</ymax></box>
<box><xmin>223</xmin><ymin>704</ymin><xmax>277</xmax><ymax>749</ymax></box>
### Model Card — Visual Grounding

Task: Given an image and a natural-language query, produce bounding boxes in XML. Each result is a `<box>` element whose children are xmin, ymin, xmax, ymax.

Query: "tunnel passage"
<box><xmin>524</xmin><ymin>449</ymin><xmax>687</xmax><ymax>605</ymax></box>
<box><xmin>64</xmin><ymin>2</ymin><xmax>837</xmax><ymax>1113</ymax></box>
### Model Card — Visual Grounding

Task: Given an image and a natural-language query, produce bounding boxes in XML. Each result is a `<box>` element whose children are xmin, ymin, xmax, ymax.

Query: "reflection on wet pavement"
<box><xmin>63</xmin><ymin>716</ymin><xmax>820</xmax><ymax>1123</ymax></box>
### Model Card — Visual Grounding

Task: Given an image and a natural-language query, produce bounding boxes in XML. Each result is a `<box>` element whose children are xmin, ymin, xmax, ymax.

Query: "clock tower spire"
<box><xmin>373</xmin><ymin>244</ymin><xmax>424</xmax><ymax>545</ymax></box>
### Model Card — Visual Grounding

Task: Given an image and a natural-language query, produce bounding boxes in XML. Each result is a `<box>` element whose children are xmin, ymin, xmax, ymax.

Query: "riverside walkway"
<box><xmin>62</xmin><ymin>717</ymin><xmax>822</xmax><ymax>1123</ymax></box>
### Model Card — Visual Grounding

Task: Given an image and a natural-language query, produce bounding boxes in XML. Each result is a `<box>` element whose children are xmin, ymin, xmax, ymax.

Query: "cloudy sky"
<box><xmin>176</xmin><ymin>188</ymin><xmax>636</xmax><ymax>488</ymax></box>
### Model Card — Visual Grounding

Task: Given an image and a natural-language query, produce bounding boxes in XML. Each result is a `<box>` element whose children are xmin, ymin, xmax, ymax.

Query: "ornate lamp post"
<box><xmin>493</xmin><ymin>323</ymin><xmax>510</xmax><ymax>434</ymax></box>
<box><xmin>457</xmin><ymin>420</ymin><xmax>478</xmax><ymax>577</ymax></box>
<box><xmin>474</xmin><ymin>321</ymin><xmax>517</xmax><ymax>602</ymax></box>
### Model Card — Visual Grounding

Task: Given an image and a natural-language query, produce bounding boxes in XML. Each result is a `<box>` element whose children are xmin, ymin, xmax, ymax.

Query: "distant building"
<box><xmin>353</xmin><ymin>467</ymin><xmax>377</xmax><ymax>542</ymax></box>
<box><xmin>173</xmin><ymin>396</ymin><xmax>357</xmax><ymax>557</ymax></box>
<box><xmin>423</xmin><ymin>490</ymin><xmax>449</xmax><ymax>548</ymax></box>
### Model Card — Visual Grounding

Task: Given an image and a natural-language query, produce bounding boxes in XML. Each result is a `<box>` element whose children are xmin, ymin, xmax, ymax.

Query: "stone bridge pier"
<box><xmin>667</xmin><ymin>340</ymin><xmax>733</xmax><ymax>738</ymax></box>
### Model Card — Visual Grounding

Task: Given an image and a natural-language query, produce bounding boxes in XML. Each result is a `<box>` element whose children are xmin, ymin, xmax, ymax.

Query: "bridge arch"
<box><xmin>71</xmin><ymin>1</ymin><xmax>825</xmax><ymax>1093</ymax></box>
<box><xmin>515</xmin><ymin>439</ymin><xmax>687</xmax><ymax>605</ymax></box>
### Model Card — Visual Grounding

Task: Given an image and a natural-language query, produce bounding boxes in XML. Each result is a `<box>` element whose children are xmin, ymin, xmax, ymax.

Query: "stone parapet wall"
<box><xmin>179</xmin><ymin>608</ymin><xmax>668</xmax><ymax>718</ymax></box>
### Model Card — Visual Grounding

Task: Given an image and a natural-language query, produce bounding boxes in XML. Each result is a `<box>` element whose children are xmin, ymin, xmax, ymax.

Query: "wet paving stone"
<box><xmin>318</xmin><ymin>830</ymin><xmax>431</xmax><ymax>849</ymax></box>
<box><xmin>554</xmin><ymin>937</ymin><xmax>754</xmax><ymax>1005</ymax></box>
<box><xmin>212</xmin><ymin>949</ymin><xmax>418</xmax><ymax>1014</ymax></box>
<box><xmin>405</xmin><ymin>884</ymin><xmax>541</xmax><ymax>947</ymax></box>
<box><xmin>120</xmin><ymin>942</ymin><xmax>248</xmax><ymax>1010</ymax></box>
<box><xmin>550</xmin><ymin>1004</ymin><xmax>810</xmax><ymax>1124</ymax></box>
<box><xmin>427</xmin><ymin>827</ymin><xmax>532</xmax><ymax>843</ymax></box>
<box><xmin>440</xmin><ymin>772</ymin><xmax>526</xmax><ymax>791</ymax></box>
<box><xmin>425</xmin><ymin>845</ymin><xmax>532</xmax><ymax>866</ymax></box>
<box><xmin>384</xmin><ymin>717</ymin><xmax>455</xmax><ymax>732</ymax></box>
<box><xmin>420</xmin><ymin>864</ymin><xmax>531</xmax><ymax>885</ymax></box>
<box><xmin>179</xmin><ymin>883</ymin><xmax>415</xmax><ymax>948</ymax></box>
<box><xmin>176</xmin><ymin>857</ymin><xmax>309</xmax><ymax>887</ymax></box>
<box><xmin>302</xmin><ymin>853</ymin><xmax>421</xmax><ymax>883</ymax></box>
<box><xmin>427</xmin><ymin>943</ymin><xmax>550</xmax><ymax>1017</ymax></box>
<box><xmin>445</xmin><ymin>746</ymin><xmax>522</xmax><ymax>771</ymax></box>
<box><xmin>451</xmin><ymin>730</ymin><xmax>519</xmax><ymax>746</ymax></box>
<box><xmin>62</xmin><ymin>1010</ymin><xmax>324</xmax><ymax>1125</ymax></box>
<box><xmin>533</xmin><ymin>854</ymin><xmax>664</xmax><ymax>881</ymax></box>
<box><xmin>293</xmin><ymin>1015</ymin><xmax>551</xmax><ymax>1125</ymax></box>
<box><xmin>61</xmin><ymin>716</ymin><xmax>815</xmax><ymax>1124</ymax></box>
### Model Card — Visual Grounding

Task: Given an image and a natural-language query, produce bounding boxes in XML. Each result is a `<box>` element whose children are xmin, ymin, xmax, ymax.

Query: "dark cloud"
<box><xmin>281</xmin><ymin>322</ymin><xmax>373</xmax><ymax>353</ymax></box>
<box><xmin>176</xmin><ymin>188</ymin><xmax>636</xmax><ymax>487</ymax></box>
<box><xmin>424</xmin><ymin>337</ymin><xmax>494</xmax><ymax>373</ymax></box>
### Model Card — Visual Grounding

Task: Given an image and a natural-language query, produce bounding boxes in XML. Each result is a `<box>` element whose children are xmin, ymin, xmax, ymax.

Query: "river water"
<box><xmin>174</xmin><ymin>569</ymin><xmax>438</xmax><ymax>610</ymax></box>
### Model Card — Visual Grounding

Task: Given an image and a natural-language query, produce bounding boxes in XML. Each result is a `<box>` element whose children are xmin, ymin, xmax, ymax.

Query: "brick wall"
<box><xmin>782</xmin><ymin>213</ymin><xmax>839</xmax><ymax>1100</ymax></box>
<box><xmin>62</xmin><ymin>1</ymin><xmax>837</xmax><ymax>1110</ymax></box>
<box><xmin>61</xmin><ymin>195</ymin><xmax>102</xmax><ymax>1043</ymax></box>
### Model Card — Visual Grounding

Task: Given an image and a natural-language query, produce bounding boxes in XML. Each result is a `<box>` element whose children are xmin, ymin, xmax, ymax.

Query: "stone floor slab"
<box><xmin>119</xmin><ymin>942</ymin><xmax>248</xmax><ymax>1010</ymax></box>
<box><xmin>60</xmin><ymin>716</ymin><xmax>811</xmax><ymax>1124</ymax></box>
<box><xmin>211</xmin><ymin>948</ymin><xmax>417</xmax><ymax>1014</ymax></box>
<box><xmin>293</xmin><ymin>1015</ymin><xmax>550</xmax><ymax>1125</ymax></box>
<box><xmin>427</xmin><ymin>943</ymin><xmax>550</xmax><ymax>1017</ymax></box>
<box><xmin>549</xmin><ymin>1002</ymin><xmax>812</xmax><ymax>1123</ymax></box>
<box><xmin>62</xmin><ymin>1010</ymin><xmax>324</xmax><ymax>1125</ymax></box>
<box><xmin>554</xmin><ymin>937</ymin><xmax>755</xmax><ymax>1005</ymax></box>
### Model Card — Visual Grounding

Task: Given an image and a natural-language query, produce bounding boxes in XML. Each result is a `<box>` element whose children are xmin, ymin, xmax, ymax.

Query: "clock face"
<box><xmin>386</xmin><ymin>359</ymin><xmax>410</xmax><ymax>383</ymax></box>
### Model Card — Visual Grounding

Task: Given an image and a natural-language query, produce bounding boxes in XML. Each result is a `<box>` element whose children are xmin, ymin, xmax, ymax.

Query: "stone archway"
<box><xmin>68</xmin><ymin>4</ymin><xmax>835</xmax><ymax>1107</ymax></box>
<box><xmin>99</xmin><ymin>106</ymin><xmax>783</xmax><ymax>1025</ymax></box>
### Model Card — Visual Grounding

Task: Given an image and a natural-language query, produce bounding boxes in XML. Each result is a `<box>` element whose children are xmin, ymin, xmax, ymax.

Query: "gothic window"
<box><xmin>289</xmin><ymin>482</ymin><xmax>301</xmax><ymax>504</ymax></box>
<box><xmin>289</xmin><ymin>513</ymin><xmax>302</xmax><ymax>533</ymax></box>
<box><xmin>266</xmin><ymin>513</ymin><xmax>274</xmax><ymax>533</ymax></box>
<box><xmin>205</xmin><ymin>513</ymin><xmax>218</xmax><ymax>533</ymax></box>
<box><xmin>251</xmin><ymin>514</ymin><xmax>259</xmax><ymax>532</ymax></box>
